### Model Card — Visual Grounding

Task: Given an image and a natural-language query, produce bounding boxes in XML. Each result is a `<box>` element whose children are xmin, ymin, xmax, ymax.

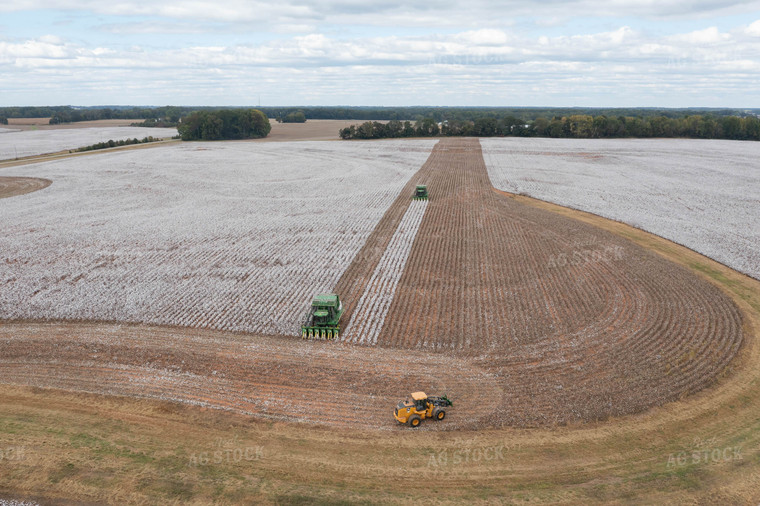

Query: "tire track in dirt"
<box><xmin>375</xmin><ymin>138</ymin><xmax>743</xmax><ymax>427</ymax></box>
<box><xmin>0</xmin><ymin>322</ymin><xmax>501</xmax><ymax>430</ymax></box>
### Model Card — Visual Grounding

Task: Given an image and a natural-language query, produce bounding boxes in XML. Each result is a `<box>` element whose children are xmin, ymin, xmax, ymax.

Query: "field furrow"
<box><xmin>481</xmin><ymin>137</ymin><xmax>760</xmax><ymax>280</ymax></box>
<box><xmin>368</xmin><ymin>137</ymin><xmax>743</xmax><ymax>426</ymax></box>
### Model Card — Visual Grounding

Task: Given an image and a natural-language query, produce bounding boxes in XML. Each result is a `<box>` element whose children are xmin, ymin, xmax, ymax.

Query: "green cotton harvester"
<box><xmin>301</xmin><ymin>293</ymin><xmax>344</xmax><ymax>340</ymax></box>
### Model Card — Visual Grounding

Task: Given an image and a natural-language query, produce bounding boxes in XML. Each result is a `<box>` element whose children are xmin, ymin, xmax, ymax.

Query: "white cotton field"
<box><xmin>481</xmin><ymin>138</ymin><xmax>760</xmax><ymax>280</ymax></box>
<box><xmin>0</xmin><ymin>126</ymin><xmax>178</xmax><ymax>159</ymax></box>
<box><xmin>343</xmin><ymin>199</ymin><xmax>428</xmax><ymax>345</ymax></box>
<box><xmin>0</xmin><ymin>139</ymin><xmax>436</xmax><ymax>334</ymax></box>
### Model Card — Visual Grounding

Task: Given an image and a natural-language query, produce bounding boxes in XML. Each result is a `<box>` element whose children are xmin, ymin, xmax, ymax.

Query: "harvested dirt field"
<box><xmin>6</xmin><ymin>118</ymin><xmax>144</xmax><ymax>131</ymax></box>
<box><xmin>261</xmin><ymin>119</ymin><xmax>372</xmax><ymax>142</ymax></box>
<box><xmin>339</xmin><ymin>138</ymin><xmax>744</xmax><ymax>426</ymax></box>
<box><xmin>0</xmin><ymin>322</ymin><xmax>499</xmax><ymax>430</ymax></box>
<box><xmin>0</xmin><ymin>176</ymin><xmax>51</xmax><ymax>199</ymax></box>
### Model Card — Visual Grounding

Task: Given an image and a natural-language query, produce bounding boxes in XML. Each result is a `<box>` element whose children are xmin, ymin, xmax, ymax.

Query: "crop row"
<box><xmin>0</xmin><ymin>322</ymin><xmax>502</xmax><ymax>429</ymax></box>
<box><xmin>343</xmin><ymin>199</ymin><xmax>428</xmax><ymax>345</ymax></box>
<box><xmin>480</xmin><ymin>137</ymin><xmax>760</xmax><ymax>280</ymax></box>
<box><xmin>0</xmin><ymin>140</ymin><xmax>436</xmax><ymax>334</ymax></box>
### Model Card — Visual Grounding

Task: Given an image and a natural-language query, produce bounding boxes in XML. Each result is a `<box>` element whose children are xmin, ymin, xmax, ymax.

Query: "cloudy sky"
<box><xmin>1</xmin><ymin>1</ymin><xmax>759</xmax><ymax>107</ymax></box>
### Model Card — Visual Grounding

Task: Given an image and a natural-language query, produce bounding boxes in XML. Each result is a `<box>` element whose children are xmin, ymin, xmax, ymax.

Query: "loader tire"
<box><xmin>433</xmin><ymin>408</ymin><xmax>446</xmax><ymax>421</ymax></box>
<box><xmin>408</xmin><ymin>415</ymin><xmax>421</xmax><ymax>428</ymax></box>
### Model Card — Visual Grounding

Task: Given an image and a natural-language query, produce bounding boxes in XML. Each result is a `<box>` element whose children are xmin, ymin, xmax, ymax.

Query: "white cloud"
<box><xmin>670</xmin><ymin>26</ymin><xmax>728</xmax><ymax>43</ymax></box>
<box><xmin>747</xmin><ymin>19</ymin><xmax>760</xmax><ymax>36</ymax></box>
<box><xmin>1</xmin><ymin>2</ymin><xmax>759</xmax><ymax>105</ymax></box>
<box><xmin>3</xmin><ymin>0</ymin><xmax>760</xmax><ymax>27</ymax></box>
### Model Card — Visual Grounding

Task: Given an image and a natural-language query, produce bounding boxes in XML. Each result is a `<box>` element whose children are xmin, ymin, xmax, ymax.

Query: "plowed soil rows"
<box><xmin>370</xmin><ymin>138</ymin><xmax>743</xmax><ymax>426</ymax></box>
<box><xmin>0</xmin><ymin>176</ymin><xmax>51</xmax><ymax>198</ymax></box>
<box><xmin>0</xmin><ymin>322</ymin><xmax>500</xmax><ymax>430</ymax></box>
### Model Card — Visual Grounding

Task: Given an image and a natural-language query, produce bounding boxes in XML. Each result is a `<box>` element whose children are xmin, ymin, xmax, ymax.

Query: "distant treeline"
<box><xmin>2</xmin><ymin>105</ymin><xmax>759</xmax><ymax>125</ymax></box>
<box><xmin>339</xmin><ymin>114</ymin><xmax>760</xmax><ymax>141</ymax></box>
<box><xmin>75</xmin><ymin>136</ymin><xmax>163</xmax><ymax>152</ymax></box>
<box><xmin>177</xmin><ymin>109</ymin><xmax>271</xmax><ymax>140</ymax></box>
<box><xmin>49</xmin><ymin>106</ymin><xmax>185</xmax><ymax>125</ymax></box>
<box><xmin>258</xmin><ymin>106</ymin><xmax>760</xmax><ymax>122</ymax></box>
<box><xmin>276</xmin><ymin>110</ymin><xmax>307</xmax><ymax>123</ymax></box>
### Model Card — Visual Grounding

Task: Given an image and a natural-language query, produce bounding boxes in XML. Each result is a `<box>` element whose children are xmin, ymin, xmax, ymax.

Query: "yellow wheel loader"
<box><xmin>393</xmin><ymin>391</ymin><xmax>453</xmax><ymax>427</ymax></box>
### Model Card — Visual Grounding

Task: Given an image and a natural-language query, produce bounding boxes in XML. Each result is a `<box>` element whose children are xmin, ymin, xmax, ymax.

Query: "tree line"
<box><xmin>274</xmin><ymin>110</ymin><xmax>307</xmax><ymax>123</ymax></box>
<box><xmin>339</xmin><ymin>114</ymin><xmax>760</xmax><ymax>141</ymax></box>
<box><xmin>75</xmin><ymin>136</ymin><xmax>163</xmax><ymax>152</ymax></box>
<box><xmin>177</xmin><ymin>109</ymin><xmax>271</xmax><ymax>140</ymax></box>
<box><xmin>259</xmin><ymin>106</ymin><xmax>760</xmax><ymax>123</ymax></box>
<box><xmin>48</xmin><ymin>106</ymin><xmax>185</xmax><ymax>125</ymax></box>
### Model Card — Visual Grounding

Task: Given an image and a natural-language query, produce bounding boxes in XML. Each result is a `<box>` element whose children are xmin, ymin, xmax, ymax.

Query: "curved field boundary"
<box><xmin>480</xmin><ymin>137</ymin><xmax>760</xmax><ymax>280</ymax></box>
<box><xmin>0</xmin><ymin>177</ymin><xmax>51</xmax><ymax>199</ymax></box>
<box><xmin>0</xmin><ymin>212</ymin><xmax>758</xmax><ymax>503</ymax></box>
<box><xmin>343</xmin><ymin>199</ymin><xmax>428</xmax><ymax>345</ymax></box>
<box><xmin>376</xmin><ymin>138</ymin><xmax>743</xmax><ymax>427</ymax></box>
<box><xmin>0</xmin><ymin>321</ymin><xmax>501</xmax><ymax>430</ymax></box>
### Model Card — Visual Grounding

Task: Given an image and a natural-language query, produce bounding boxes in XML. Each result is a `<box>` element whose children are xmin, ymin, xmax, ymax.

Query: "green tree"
<box><xmin>385</xmin><ymin>120</ymin><xmax>403</xmax><ymax>138</ymax></box>
<box><xmin>473</xmin><ymin>117</ymin><xmax>498</xmax><ymax>136</ymax></box>
<box><xmin>566</xmin><ymin>115</ymin><xmax>593</xmax><ymax>138</ymax></box>
<box><xmin>531</xmin><ymin>117</ymin><xmax>550</xmax><ymax>136</ymax></box>
<box><xmin>415</xmin><ymin>118</ymin><xmax>439</xmax><ymax>136</ymax></box>
<box><xmin>283</xmin><ymin>110</ymin><xmax>306</xmax><ymax>123</ymax></box>
<box><xmin>178</xmin><ymin>109</ymin><xmax>270</xmax><ymax>141</ymax></box>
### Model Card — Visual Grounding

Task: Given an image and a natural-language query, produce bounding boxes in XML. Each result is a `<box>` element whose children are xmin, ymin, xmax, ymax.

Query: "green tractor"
<box><xmin>302</xmin><ymin>293</ymin><xmax>344</xmax><ymax>340</ymax></box>
<box><xmin>413</xmin><ymin>185</ymin><xmax>428</xmax><ymax>200</ymax></box>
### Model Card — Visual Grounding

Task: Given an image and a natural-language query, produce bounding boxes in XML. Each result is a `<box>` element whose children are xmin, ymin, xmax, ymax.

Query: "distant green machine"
<box><xmin>413</xmin><ymin>185</ymin><xmax>428</xmax><ymax>200</ymax></box>
<box><xmin>302</xmin><ymin>293</ymin><xmax>344</xmax><ymax>340</ymax></box>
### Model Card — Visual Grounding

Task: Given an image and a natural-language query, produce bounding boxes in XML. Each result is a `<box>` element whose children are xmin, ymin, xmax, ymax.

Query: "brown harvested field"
<box><xmin>0</xmin><ymin>322</ymin><xmax>500</xmax><ymax>430</ymax></box>
<box><xmin>340</xmin><ymin>138</ymin><xmax>744</xmax><ymax>426</ymax></box>
<box><xmin>0</xmin><ymin>176</ymin><xmax>51</xmax><ymax>198</ymax></box>
<box><xmin>260</xmin><ymin>119</ymin><xmax>371</xmax><ymax>141</ymax></box>
<box><xmin>6</xmin><ymin>118</ymin><xmax>142</xmax><ymax>131</ymax></box>
<box><xmin>5</xmin><ymin>118</ymin><xmax>356</xmax><ymax>138</ymax></box>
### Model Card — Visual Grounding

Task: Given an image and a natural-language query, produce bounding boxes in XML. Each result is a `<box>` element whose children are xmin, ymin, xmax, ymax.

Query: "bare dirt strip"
<box><xmin>0</xmin><ymin>177</ymin><xmax>51</xmax><ymax>199</ymax></box>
